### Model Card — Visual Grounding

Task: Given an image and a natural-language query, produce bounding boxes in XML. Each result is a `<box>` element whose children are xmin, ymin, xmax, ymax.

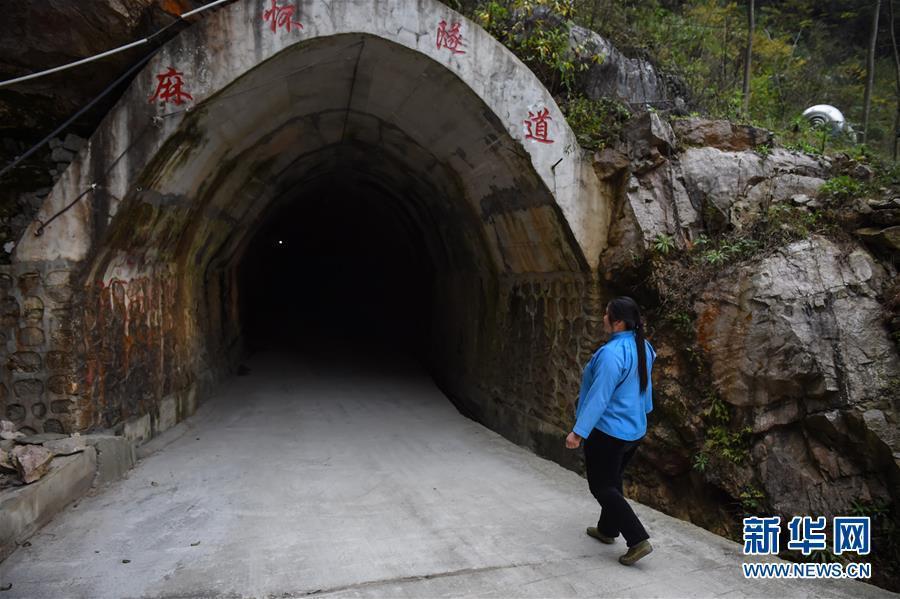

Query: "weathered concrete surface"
<box><xmin>1</xmin><ymin>0</ymin><xmax>608</xmax><ymax>457</ymax></box>
<box><xmin>0</xmin><ymin>353</ymin><xmax>890</xmax><ymax>599</ymax></box>
<box><xmin>15</xmin><ymin>0</ymin><xmax>606</xmax><ymax>268</ymax></box>
<box><xmin>0</xmin><ymin>447</ymin><xmax>96</xmax><ymax>562</ymax></box>
<box><xmin>82</xmin><ymin>435</ymin><xmax>135</xmax><ymax>487</ymax></box>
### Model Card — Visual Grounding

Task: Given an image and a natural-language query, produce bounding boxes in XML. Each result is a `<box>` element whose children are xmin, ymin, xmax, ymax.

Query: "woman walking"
<box><xmin>565</xmin><ymin>296</ymin><xmax>655</xmax><ymax>566</ymax></box>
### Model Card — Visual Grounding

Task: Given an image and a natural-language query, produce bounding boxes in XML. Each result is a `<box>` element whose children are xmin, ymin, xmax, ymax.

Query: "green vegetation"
<box><xmin>692</xmin><ymin>451</ymin><xmax>710</xmax><ymax>472</ymax></box>
<box><xmin>696</xmin><ymin>235</ymin><xmax>763</xmax><ymax>265</ymax></box>
<box><xmin>754</xmin><ymin>142</ymin><xmax>772</xmax><ymax>158</ymax></box>
<box><xmin>472</xmin><ymin>1</ymin><xmax>595</xmax><ymax>95</ymax></box>
<box><xmin>764</xmin><ymin>203</ymin><xmax>832</xmax><ymax>239</ymax></box>
<box><xmin>444</xmin><ymin>0</ymin><xmax>900</xmax><ymax>161</ymax></box>
<box><xmin>706</xmin><ymin>424</ymin><xmax>753</xmax><ymax>464</ymax></box>
<box><xmin>820</xmin><ymin>174</ymin><xmax>866</xmax><ymax>201</ymax></box>
<box><xmin>663</xmin><ymin>309</ymin><xmax>694</xmax><ymax>335</ymax></box>
<box><xmin>572</xmin><ymin>0</ymin><xmax>900</xmax><ymax>160</ymax></box>
<box><xmin>738</xmin><ymin>485</ymin><xmax>766</xmax><ymax>513</ymax></box>
<box><xmin>652</xmin><ymin>232</ymin><xmax>676</xmax><ymax>255</ymax></box>
<box><xmin>562</xmin><ymin>97</ymin><xmax>632</xmax><ymax>149</ymax></box>
<box><xmin>701</xmin><ymin>393</ymin><xmax>752</xmax><ymax>465</ymax></box>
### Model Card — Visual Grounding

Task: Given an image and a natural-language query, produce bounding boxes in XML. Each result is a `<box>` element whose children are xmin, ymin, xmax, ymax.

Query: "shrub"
<box><xmin>820</xmin><ymin>175</ymin><xmax>864</xmax><ymax>202</ymax></box>
<box><xmin>474</xmin><ymin>0</ymin><xmax>596</xmax><ymax>95</ymax></box>
<box><xmin>561</xmin><ymin>97</ymin><xmax>631</xmax><ymax>150</ymax></box>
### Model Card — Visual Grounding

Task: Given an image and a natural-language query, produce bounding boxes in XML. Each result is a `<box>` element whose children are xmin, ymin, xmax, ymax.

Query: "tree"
<box><xmin>741</xmin><ymin>0</ymin><xmax>755</xmax><ymax>118</ymax></box>
<box><xmin>889</xmin><ymin>0</ymin><xmax>900</xmax><ymax>160</ymax></box>
<box><xmin>862</xmin><ymin>0</ymin><xmax>882</xmax><ymax>144</ymax></box>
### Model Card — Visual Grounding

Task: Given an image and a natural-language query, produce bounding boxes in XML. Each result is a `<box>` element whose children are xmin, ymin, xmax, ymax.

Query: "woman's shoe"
<box><xmin>618</xmin><ymin>539</ymin><xmax>653</xmax><ymax>565</ymax></box>
<box><xmin>586</xmin><ymin>527</ymin><xmax>615</xmax><ymax>544</ymax></box>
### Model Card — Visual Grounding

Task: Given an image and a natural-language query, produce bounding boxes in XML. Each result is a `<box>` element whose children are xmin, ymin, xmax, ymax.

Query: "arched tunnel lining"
<box><xmin>136</xmin><ymin>32</ymin><xmax>585</xmax><ymax>410</ymax></box>
<box><xmin>17</xmin><ymin>33</ymin><xmax>597</xmax><ymax>453</ymax></box>
<box><xmin>222</xmin><ymin>130</ymin><xmax>501</xmax><ymax>380</ymax></box>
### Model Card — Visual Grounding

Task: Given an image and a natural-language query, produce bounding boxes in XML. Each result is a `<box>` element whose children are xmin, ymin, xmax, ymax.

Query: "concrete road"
<box><xmin>0</xmin><ymin>351</ymin><xmax>893</xmax><ymax>598</ymax></box>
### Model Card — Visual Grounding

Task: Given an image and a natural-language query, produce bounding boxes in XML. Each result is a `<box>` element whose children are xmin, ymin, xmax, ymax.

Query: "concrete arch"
<box><xmin>2</xmin><ymin>0</ymin><xmax>607</xmax><ymax>452</ymax></box>
<box><xmin>15</xmin><ymin>0</ymin><xmax>607</xmax><ymax>267</ymax></box>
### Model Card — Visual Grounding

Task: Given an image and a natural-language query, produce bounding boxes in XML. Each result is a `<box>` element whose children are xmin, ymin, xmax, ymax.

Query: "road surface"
<box><xmin>0</xmin><ymin>351</ymin><xmax>892</xmax><ymax>598</ymax></box>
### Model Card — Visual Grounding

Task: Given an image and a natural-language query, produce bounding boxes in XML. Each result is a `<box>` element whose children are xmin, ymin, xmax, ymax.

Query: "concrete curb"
<box><xmin>0</xmin><ymin>447</ymin><xmax>97</xmax><ymax>562</ymax></box>
<box><xmin>83</xmin><ymin>435</ymin><xmax>135</xmax><ymax>487</ymax></box>
<box><xmin>0</xmin><ymin>434</ymin><xmax>137</xmax><ymax>563</ymax></box>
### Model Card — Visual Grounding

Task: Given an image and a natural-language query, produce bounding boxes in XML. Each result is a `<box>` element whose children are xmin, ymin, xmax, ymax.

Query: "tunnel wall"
<box><xmin>0</xmin><ymin>226</ymin><xmax>607</xmax><ymax>464</ymax></box>
<box><xmin>13</xmin><ymin>0</ymin><xmax>608</xmax><ymax>268</ymax></box>
<box><xmin>0</xmin><ymin>262</ymin><xmax>79</xmax><ymax>435</ymax></box>
<box><xmin>1</xmin><ymin>0</ymin><xmax>611</xmax><ymax>453</ymax></box>
<box><xmin>0</xmin><ymin>259</ymin><xmax>210</xmax><ymax>439</ymax></box>
<box><xmin>431</xmin><ymin>272</ymin><xmax>604</xmax><ymax>468</ymax></box>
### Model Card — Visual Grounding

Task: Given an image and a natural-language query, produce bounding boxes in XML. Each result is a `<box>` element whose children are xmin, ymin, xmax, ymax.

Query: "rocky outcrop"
<box><xmin>671</xmin><ymin>117</ymin><xmax>773</xmax><ymax>151</ymax></box>
<box><xmin>0</xmin><ymin>1</ymin><xmax>200</xmax><ymax>139</ymax></box>
<box><xmin>696</xmin><ymin>237</ymin><xmax>895</xmax><ymax>416</ymax></box>
<box><xmin>695</xmin><ymin>236</ymin><xmax>899</xmax><ymax>515</ymax></box>
<box><xmin>0</xmin><ymin>420</ymin><xmax>89</xmax><ymax>486</ymax></box>
<box><xmin>679</xmin><ymin>147</ymin><xmax>828</xmax><ymax>230</ymax></box>
<box><xmin>570</xmin><ymin>26</ymin><xmax>682</xmax><ymax>108</ymax></box>
<box><xmin>11</xmin><ymin>444</ymin><xmax>53</xmax><ymax>484</ymax></box>
<box><xmin>857</xmin><ymin>224</ymin><xmax>900</xmax><ymax>253</ymax></box>
<box><xmin>598</xmin><ymin>117</ymin><xmax>830</xmax><ymax>277</ymax></box>
<box><xmin>600</xmin><ymin>116</ymin><xmax>900</xmax><ymax>561</ymax></box>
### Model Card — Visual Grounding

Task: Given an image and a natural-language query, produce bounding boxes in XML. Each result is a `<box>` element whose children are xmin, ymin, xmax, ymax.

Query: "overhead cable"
<box><xmin>0</xmin><ymin>0</ymin><xmax>235</xmax><ymax>180</ymax></box>
<box><xmin>0</xmin><ymin>51</ymin><xmax>157</xmax><ymax>180</ymax></box>
<box><xmin>0</xmin><ymin>0</ymin><xmax>233</xmax><ymax>89</ymax></box>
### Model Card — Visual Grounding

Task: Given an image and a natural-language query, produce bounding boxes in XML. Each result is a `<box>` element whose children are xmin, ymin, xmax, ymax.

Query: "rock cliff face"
<box><xmin>596</xmin><ymin>113</ymin><xmax>899</xmax><ymax>587</ymax></box>
<box><xmin>696</xmin><ymin>237</ymin><xmax>898</xmax><ymax>512</ymax></box>
<box><xmin>570</xmin><ymin>25</ymin><xmax>682</xmax><ymax>109</ymax></box>
<box><xmin>0</xmin><ymin>0</ymin><xmax>198</xmax><ymax>135</ymax></box>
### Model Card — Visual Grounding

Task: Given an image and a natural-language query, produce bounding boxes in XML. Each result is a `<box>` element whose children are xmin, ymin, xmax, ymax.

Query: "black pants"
<box><xmin>583</xmin><ymin>429</ymin><xmax>649</xmax><ymax>547</ymax></box>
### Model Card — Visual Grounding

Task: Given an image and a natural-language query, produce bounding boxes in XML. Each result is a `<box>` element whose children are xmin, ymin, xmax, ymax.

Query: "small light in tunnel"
<box><xmin>277</xmin><ymin>240</ymin><xmax>284</xmax><ymax>246</ymax></box>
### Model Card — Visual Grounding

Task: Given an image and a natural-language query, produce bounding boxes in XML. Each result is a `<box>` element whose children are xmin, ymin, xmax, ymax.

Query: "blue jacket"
<box><xmin>573</xmin><ymin>330</ymin><xmax>655</xmax><ymax>442</ymax></box>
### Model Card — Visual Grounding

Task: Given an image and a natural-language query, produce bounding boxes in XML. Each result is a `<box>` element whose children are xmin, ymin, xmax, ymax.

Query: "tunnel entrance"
<box><xmin>238</xmin><ymin>173</ymin><xmax>435</xmax><ymax>358</ymax></box>
<box><xmin>12</xmin><ymin>11</ymin><xmax>601</xmax><ymax>449</ymax></box>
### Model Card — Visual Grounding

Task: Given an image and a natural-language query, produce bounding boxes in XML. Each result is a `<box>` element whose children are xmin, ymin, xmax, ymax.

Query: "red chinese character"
<box><xmin>263</xmin><ymin>0</ymin><xmax>302</xmax><ymax>33</ymax></box>
<box><xmin>524</xmin><ymin>108</ymin><xmax>554</xmax><ymax>144</ymax></box>
<box><xmin>148</xmin><ymin>67</ymin><xmax>193</xmax><ymax>106</ymax></box>
<box><xmin>436</xmin><ymin>20</ymin><xmax>465</xmax><ymax>54</ymax></box>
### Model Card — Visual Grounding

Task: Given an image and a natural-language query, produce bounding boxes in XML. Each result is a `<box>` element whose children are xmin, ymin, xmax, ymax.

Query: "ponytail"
<box><xmin>607</xmin><ymin>297</ymin><xmax>649</xmax><ymax>393</ymax></box>
<box><xmin>634</xmin><ymin>319</ymin><xmax>648</xmax><ymax>393</ymax></box>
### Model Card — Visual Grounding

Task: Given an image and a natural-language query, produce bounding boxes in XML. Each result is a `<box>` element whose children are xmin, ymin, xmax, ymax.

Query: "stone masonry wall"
<box><xmin>0</xmin><ymin>258</ymin><xmax>220</xmax><ymax>440</ymax></box>
<box><xmin>75</xmin><ymin>268</ymin><xmax>180</xmax><ymax>432</ymax></box>
<box><xmin>0</xmin><ymin>262</ymin><xmax>78</xmax><ymax>435</ymax></box>
<box><xmin>433</xmin><ymin>271</ymin><xmax>604</xmax><ymax>471</ymax></box>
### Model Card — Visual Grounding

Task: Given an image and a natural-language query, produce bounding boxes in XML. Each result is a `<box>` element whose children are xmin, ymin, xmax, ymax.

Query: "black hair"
<box><xmin>607</xmin><ymin>296</ymin><xmax>648</xmax><ymax>393</ymax></box>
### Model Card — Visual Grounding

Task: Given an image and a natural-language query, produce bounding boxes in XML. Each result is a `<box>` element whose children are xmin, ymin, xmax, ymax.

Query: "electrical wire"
<box><xmin>0</xmin><ymin>50</ymin><xmax>158</xmax><ymax>181</ymax></box>
<box><xmin>0</xmin><ymin>0</ymin><xmax>235</xmax><ymax>181</ymax></box>
<box><xmin>32</xmin><ymin>116</ymin><xmax>158</xmax><ymax>237</ymax></box>
<box><xmin>23</xmin><ymin>46</ymin><xmax>365</xmax><ymax>238</ymax></box>
<box><xmin>33</xmin><ymin>184</ymin><xmax>97</xmax><ymax>237</ymax></box>
<box><xmin>0</xmin><ymin>0</ymin><xmax>233</xmax><ymax>89</ymax></box>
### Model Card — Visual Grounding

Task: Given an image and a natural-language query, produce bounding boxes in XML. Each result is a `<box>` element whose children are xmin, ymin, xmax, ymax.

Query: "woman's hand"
<box><xmin>565</xmin><ymin>432</ymin><xmax>582</xmax><ymax>449</ymax></box>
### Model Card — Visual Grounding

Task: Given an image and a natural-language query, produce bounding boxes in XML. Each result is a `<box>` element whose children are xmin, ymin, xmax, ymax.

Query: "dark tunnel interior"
<box><xmin>237</xmin><ymin>175</ymin><xmax>437</xmax><ymax>360</ymax></box>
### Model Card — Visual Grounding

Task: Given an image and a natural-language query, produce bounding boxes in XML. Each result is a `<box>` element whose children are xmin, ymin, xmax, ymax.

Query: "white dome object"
<box><xmin>802</xmin><ymin>104</ymin><xmax>847</xmax><ymax>132</ymax></box>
